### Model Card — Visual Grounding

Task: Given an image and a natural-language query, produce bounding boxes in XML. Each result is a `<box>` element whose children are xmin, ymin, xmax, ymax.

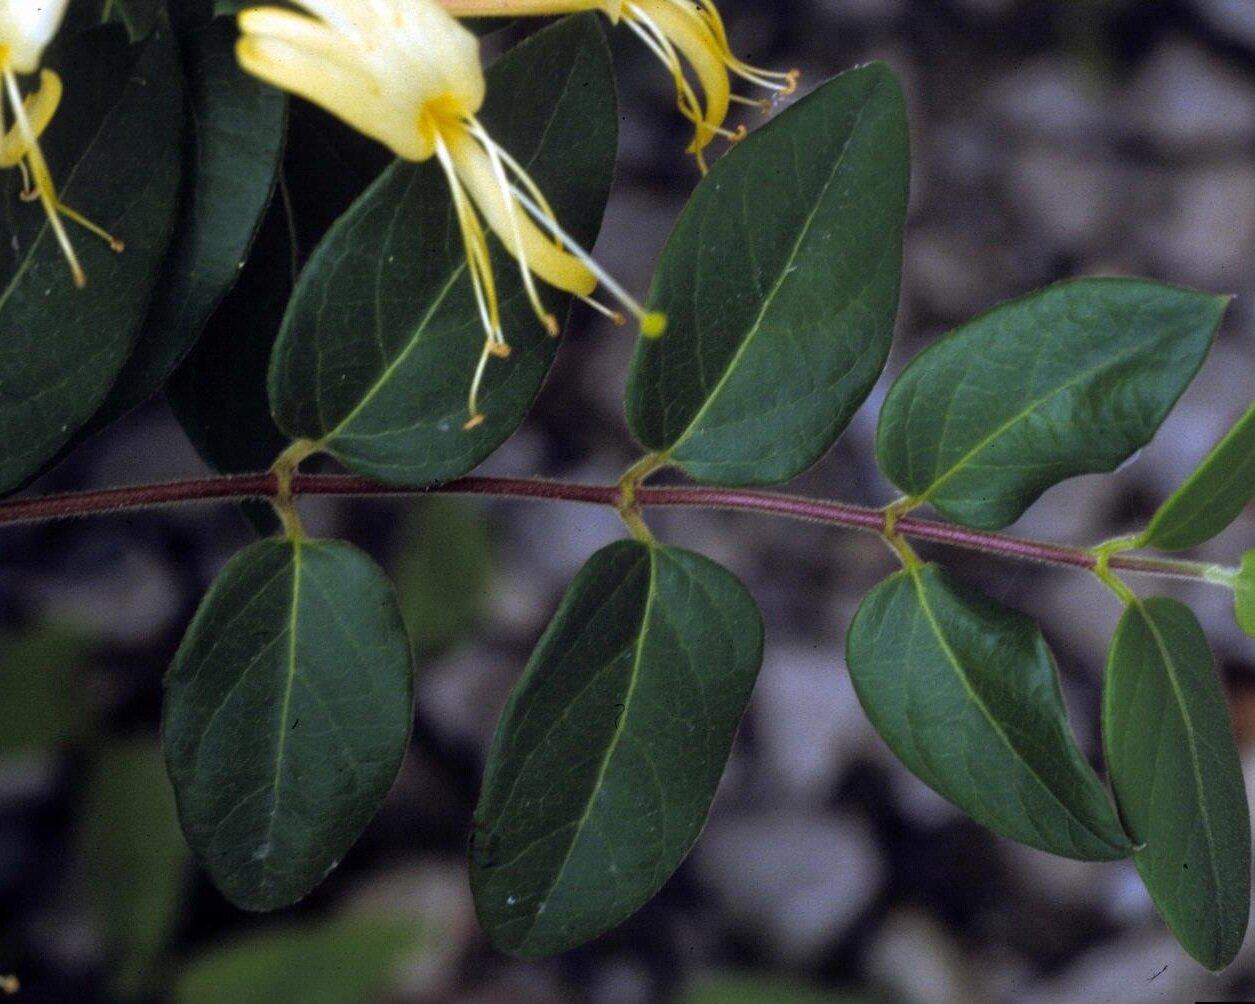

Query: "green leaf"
<box><xmin>1139</xmin><ymin>398</ymin><xmax>1255</xmax><ymax>550</ymax></box>
<box><xmin>876</xmin><ymin>279</ymin><xmax>1227</xmax><ymax>529</ymax></box>
<box><xmin>268</xmin><ymin>14</ymin><xmax>616</xmax><ymax>486</ymax></box>
<box><xmin>87</xmin><ymin>17</ymin><xmax>285</xmax><ymax>431</ymax></box>
<box><xmin>163</xmin><ymin>539</ymin><xmax>414</xmax><ymax>911</ymax></box>
<box><xmin>677</xmin><ymin>976</ymin><xmax>880</xmax><ymax>1004</ymax></box>
<box><xmin>845</xmin><ymin>564</ymin><xmax>1130</xmax><ymax>861</ymax></box>
<box><xmin>0</xmin><ymin>623</ymin><xmax>93</xmax><ymax>759</ymax></box>
<box><xmin>1104</xmin><ymin>597</ymin><xmax>1250</xmax><ymax>970</ymax></box>
<box><xmin>1237</xmin><ymin>551</ymin><xmax>1255</xmax><ymax>639</ymax></box>
<box><xmin>176</xmin><ymin>918</ymin><xmax>417</xmax><ymax>1004</ymax></box>
<box><xmin>65</xmin><ymin>0</ymin><xmax>163</xmax><ymax>41</ymax></box>
<box><xmin>392</xmin><ymin>498</ymin><xmax>494</xmax><ymax>658</ymax></box>
<box><xmin>80</xmin><ymin>742</ymin><xmax>188</xmax><ymax>1000</ymax></box>
<box><xmin>0</xmin><ymin>23</ymin><xmax>182</xmax><ymax>493</ymax></box>
<box><xmin>626</xmin><ymin>63</ymin><xmax>909</xmax><ymax>486</ymax></box>
<box><xmin>471</xmin><ymin>541</ymin><xmax>764</xmax><ymax>957</ymax></box>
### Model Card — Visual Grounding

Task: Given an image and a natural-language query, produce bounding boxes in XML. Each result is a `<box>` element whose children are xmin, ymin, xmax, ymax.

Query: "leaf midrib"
<box><xmin>516</xmin><ymin>546</ymin><xmax>659</xmax><ymax>951</ymax></box>
<box><xmin>915</xmin><ymin>334</ymin><xmax>1152</xmax><ymax>505</ymax></box>
<box><xmin>664</xmin><ymin>86</ymin><xmax>876</xmax><ymax>457</ymax></box>
<box><xmin>258</xmin><ymin>539</ymin><xmax>304</xmax><ymax>875</ymax></box>
<box><xmin>1135</xmin><ymin>599</ymin><xmax>1228</xmax><ymax>949</ymax></box>
<box><xmin>910</xmin><ymin>567</ymin><xmax>1121</xmax><ymax>853</ymax></box>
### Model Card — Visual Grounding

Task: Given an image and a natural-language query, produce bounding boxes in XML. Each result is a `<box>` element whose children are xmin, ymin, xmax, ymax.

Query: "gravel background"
<box><xmin>4</xmin><ymin>1</ymin><xmax>1255</xmax><ymax>1001</ymax></box>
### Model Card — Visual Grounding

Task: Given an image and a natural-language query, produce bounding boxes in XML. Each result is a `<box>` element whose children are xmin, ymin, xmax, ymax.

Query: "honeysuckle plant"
<box><xmin>3</xmin><ymin>0</ymin><xmax>1255</xmax><ymax>987</ymax></box>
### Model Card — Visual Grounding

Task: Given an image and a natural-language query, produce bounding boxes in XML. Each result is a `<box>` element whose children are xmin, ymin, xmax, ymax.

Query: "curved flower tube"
<box><xmin>440</xmin><ymin>0</ymin><xmax>798</xmax><ymax>172</ymax></box>
<box><xmin>237</xmin><ymin>0</ymin><xmax>664</xmax><ymax>429</ymax></box>
<box><xmin>0</xmin><ymin>0</ymin><xmax>124</xmax><ymax>288</ymax></box>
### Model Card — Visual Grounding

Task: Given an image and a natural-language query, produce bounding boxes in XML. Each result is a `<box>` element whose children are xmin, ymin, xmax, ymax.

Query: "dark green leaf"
<box><xmin>876</xmin><ymin>280</ymin><xmax>1227</xmax><ymax>529</ymax></box>
<box><xmin>0</xmin><ymin>24</ymin><xmax>182</xmax><ymax>493</ymax></box>
<box><xmin>176</xmin><ymin>918</ymin><xmax>417</xmax><ymax>1004</ymax></box>
<box><xmin>88</xmin><ymin>17</ymin><xmax>285</xmax><ymax>430</ymax></box>
<box><xmin>1139</xmin><ymin>398</ymin><xmax>1255</xmax><ymax>551</ymax></box>
<box><xmin>81</xmin><ymin>742</ymin><xmax>188</xmax><ymax>1000</ymax></box>
<box><xmin>268</xmin><ymin>14</ymin><xmax>616</xmax><ymax>485</ymax></box>
<box><xmin>65</xmin><ymin>0</ymin><xmax>163</xmax><ymax>41</ymax></box>
<box><xmin>626</xmin><ymin>63</ymin><xmax>909</xmax><ymax>486</ymax></box>
<box><xmin>1237</xmin><ymin>551</ymin><xmax>1255</xmax><ymax>639</ymax></box>
<box><xmin>392</xmin><ymin>498</ymin><xmax>493</xmax><ymax>658</ymax></box>
<box><xmin>846</xmin><ymin>564</ymin><xmax>1129</xmax><ymax>860</ymax></box>
<box><xmin>0</xmin><ymin>623</ymin><xmax>93</xmax><ymax>758</ymax></box>
<box><xmin>678</xmin><ymin>977</ymin><xmax>881</xmax><ymax>1004</ymax></box>
<box><xmin>166</xmin><ymin>194</ymin><xmax>292</xmax><ymax>535</ymax></box>
<box><xmin>1104</xmin><ymin>597</ymin><xmax>1250</xmax><ymax>970</ymax></box>
<box><xmin>164</xmin><ymin>539</ymin><xmax>414</xmax><ymax>911</ymax></box>
<box><xmin>471</xmin><ymin>541</ymin><xmax>764</xmax><ymax>957</ymax></box>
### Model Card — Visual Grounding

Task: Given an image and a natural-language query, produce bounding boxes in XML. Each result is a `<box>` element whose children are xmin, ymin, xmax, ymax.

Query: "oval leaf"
<box><xmin>164</xmin><ymin>539</ymin><xmax>414</xmax><ymax>911</ymax></box>
<box><xmin>876</xmin><ymin>279</ymin><xmax>1227</xmax><ymax>529</ymax></box>
<box><xmin>1104</xmin><ymin>598</ymin><xmax>1250</xmax><ymax>970</ymax></box>
<box><xmin>470</xmin><ymin>541</ymin><xmax>764</xmax><ymax>957</ymax></box>
<box><xmin>846</xmin><ymin>564</ymin><xmax>1130</xmax><ymax>860</ymax></box>
<box><xmin>1140</xmin><ymin>398</ymin><xmax>1255</xmax><ymax>551</ymax></box>
<box><xmin>0</xmin><ymin>23</ymin><xmax>182</xmax><ymax>493</ymax></box>
<box><xmin>268</xmin><ymin>14</ymin><xmax>616</xmax><ymax>485</ymax></box>
<box><xmin>177</xmin><ymin>918</ymin><xmax>417</xmax><ymax>1004</ymax></box>
<box><xmin>626</xmin><ymin>63</ymin><xmax>909</xmax><ymax>486</ymax></box>
<box><xmin>87</xmin><ymin>16</ymin><xmax>286</xmax><ymax>430</ymax></box>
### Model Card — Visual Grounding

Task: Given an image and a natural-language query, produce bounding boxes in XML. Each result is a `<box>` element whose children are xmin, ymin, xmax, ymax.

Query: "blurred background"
<box><xmin>4</xmin><ymin>0</ymin><xmax>1255</xmax><ymax>1000</ymax></box>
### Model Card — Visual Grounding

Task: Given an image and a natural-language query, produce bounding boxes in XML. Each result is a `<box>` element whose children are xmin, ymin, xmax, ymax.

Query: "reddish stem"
<box><xmin>0</xmin><ymin>472</ymin><xmax>1218</xmax><ymax>582</ymax></box>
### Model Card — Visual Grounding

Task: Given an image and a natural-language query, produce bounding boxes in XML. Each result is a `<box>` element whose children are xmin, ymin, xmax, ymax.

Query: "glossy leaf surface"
<box><xmin>627</xmin><ymin>63</ymin><xmax>909</xmax><ymax>485</ymax></box>
<box><xmin>846</xmin><ymin>564</ymin><xmax>1129</xmax><ymax>860</ymax></box>
<box><xmin>1104</xmin><ymin>598</ymin><xmax>1250</xmax><ymax>970</ymax></box>
<box><xmin>1140</xmin><ymin>398</ymin><xmax>1255</xmax><ymax>550</ymax></box>
<box><xmin>89</xmin><ymin>16</ymin><xmax>285</xmax><ymax>429</ymax></box>
<box><xmin>177</xmin><ymin>918</ymin><xmax>417</xmax><ymax>1004</ymax></box>
<box><xmin>164</xmin><ymin>539</ymin><xmax>413</xmax><ymax>911</ymax></box>
<box><xmin>0</xmin><ymin>24</ymin><xmax>182</xmax><ymax>492</ymax></box>
<box><xmin>471</xmin><ymin>541</ymin><xmax>764</xmax><ymax>957</ymax></box>
<box><xmin>269</xmin><ymin>14</ymin><xmax>616</xmax><ymax>485</ymax></box>
<box><xmin>876</xmin><ymin>280</ymin><xmax>1227</xmax><ymax>529</ymax></box>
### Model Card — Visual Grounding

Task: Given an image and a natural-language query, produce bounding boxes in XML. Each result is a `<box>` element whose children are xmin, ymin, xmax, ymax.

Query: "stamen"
<box><xmin>434</xmin><ymin>132</ymin><xmax>504</xmax><ymax>347</ymax></box>
<box><xmin>621</xmin><ymin>0</ymin><xmax>800</xmax><ymax>170</ymax></box>
<box><xmin>579</xmin><ymin>295</ymin><xmax>626</xmax><ymax>325</ymax></box>
<box><xmin>509</xmin><ymin>184</ymin><xmax>666</xmax><ymax>338</ymax></box>
<box><xmin>3</xmin><ymin>67</ymin><xmax>84</xmax><ymax>287</ymax></box>
<box><xmin>465</xmin><ymin>116</ymin><xmax>559</xmax><ymax>336</ymax></box>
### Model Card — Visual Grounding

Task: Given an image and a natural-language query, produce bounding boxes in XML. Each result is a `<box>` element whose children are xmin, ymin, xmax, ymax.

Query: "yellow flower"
<box><xmin>237</xmin><ymin>0</ymin><xmax>665</xmax><ymax>429</ymax></box>
<box><xmin>440</xmin><ymin>0</ymin><xmax>798</xmax><ymax>173</ymax></box>
<box><xmin>1</xmin><ymin>0</ymin><xmax>124</xmax><ymax>288</ymax></box>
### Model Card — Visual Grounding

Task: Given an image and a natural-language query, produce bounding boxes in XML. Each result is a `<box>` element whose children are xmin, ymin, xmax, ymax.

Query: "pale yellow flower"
<box><xmin>440</xmin><ymin>0</ymin><xmax>798</xmax><ymax>172</ymax></box>
<box><xmin>237</xmin><ymin>0</ymin><xmax>664</xmax><ymax>429</ymax></box>
<box><xmin>1</xmin><ymin>0</ymin><xmax>123</xmax><ymax>288</ymax></box>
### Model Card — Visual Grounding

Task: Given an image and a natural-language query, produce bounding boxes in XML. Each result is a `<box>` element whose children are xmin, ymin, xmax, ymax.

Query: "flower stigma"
<box><xmin>0</xmin><ymin>0</ymin><xmax>125</xmax><ymax>288</ymax></box>
<box><xmin>236</xmin><ymin>0</ymin><xmax>665</xmax><ymax>430</ymax></box>
<box><xmin>438</xmin><ymin>0</ymin><xmax>800</xmax><ymax>173</ymax></box>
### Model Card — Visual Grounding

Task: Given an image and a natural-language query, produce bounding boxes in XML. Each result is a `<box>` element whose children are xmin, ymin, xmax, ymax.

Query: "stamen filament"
<box><xmin>508</xmin><ymin>184</ymin><xmax>666</xmax><ymax>338</ymax></box>
<box><xmin>3</xmin><ymin>66</ymin><xmax>84</xmax><ymax>287</ymax></box>
<box><xmin>465</xmin><ymin>116</ymin><xmax>559</xmax><ymax>336</ymax></box>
